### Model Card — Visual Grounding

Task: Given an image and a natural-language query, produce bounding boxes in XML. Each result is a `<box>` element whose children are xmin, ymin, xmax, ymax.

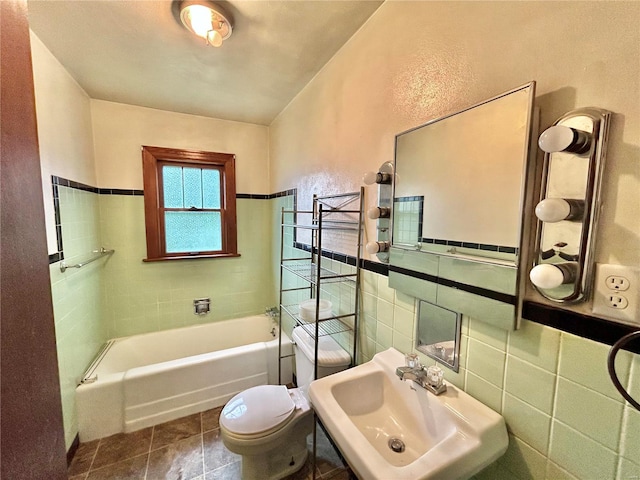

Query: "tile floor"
<box><xmin>67</xmin><ymin>406</ymin><xmax>354</xmax><ymax>480</ymax></box>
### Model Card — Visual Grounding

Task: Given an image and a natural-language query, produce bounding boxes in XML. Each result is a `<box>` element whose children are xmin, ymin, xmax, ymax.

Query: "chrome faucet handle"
<box><xmin>405</xmin><ymin>353</ymin><xmax>420</xmax><ymax>369</ymax></box>
<box><xmin>424</xmin><ymin>365</ymin><xmax>447</xmax><ymax>395</ymax></box>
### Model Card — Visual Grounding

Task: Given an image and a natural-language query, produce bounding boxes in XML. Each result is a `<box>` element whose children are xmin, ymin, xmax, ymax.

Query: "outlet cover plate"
<box><xmin>592</xmin><ymin>264</ymin><xmax>639</xmax><ymax>325</ymax></box>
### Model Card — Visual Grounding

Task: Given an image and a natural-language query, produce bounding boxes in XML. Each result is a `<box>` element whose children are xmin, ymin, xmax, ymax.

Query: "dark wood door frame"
<box><xmin>1</xmin><ymin>0</ymin><xmax>68</xmax><ymax>477</ymax></box>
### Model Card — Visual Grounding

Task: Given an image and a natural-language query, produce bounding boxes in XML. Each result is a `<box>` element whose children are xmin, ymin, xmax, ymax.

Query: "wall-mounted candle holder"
<box><xmin>530</xmin><ymin>107</ymin><xmax>611</xmax><ymax>303</ymax></box>
<box><xmin>363</xmin><ymin>161</ymin><xmax>394</xmax><ymax>263</ymax></box>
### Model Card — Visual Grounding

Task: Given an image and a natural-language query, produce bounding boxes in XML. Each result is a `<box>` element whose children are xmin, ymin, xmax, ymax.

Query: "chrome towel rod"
<box><xmin>60</xmin><ymin>248</ymin><xmax>114</xmax><ymax>273</ymax></box>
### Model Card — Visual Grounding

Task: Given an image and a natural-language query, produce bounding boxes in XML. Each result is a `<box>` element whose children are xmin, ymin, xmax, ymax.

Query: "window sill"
<box><xmin>143</xmin><ymin>253</ymin><xmax>241</xmax><ymax>262</ymax></box>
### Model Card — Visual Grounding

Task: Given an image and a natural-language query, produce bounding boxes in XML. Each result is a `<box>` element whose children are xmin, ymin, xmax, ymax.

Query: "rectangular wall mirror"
<box><xmin>390</xmin><ymin>82</ymin><xmax>536</xmax><ymax>330</ymax></box>
<box><xmin>416</xmin><ymin>301</ymin><xmax>461</xmax><ymax>372</ymax></box>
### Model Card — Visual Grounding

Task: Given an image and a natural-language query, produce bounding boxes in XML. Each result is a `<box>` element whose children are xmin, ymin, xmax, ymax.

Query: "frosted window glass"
<box><xmin>183</xmin><ymin>167</ymin><xmax>202</xmax><ymax>209</ymax></box>
<box><xmin>203</xmin><ymin>169</ymin><xmax>221</xmax><ymax>209</ymax></box>
<box><xmin>163</xmin><ymin>166</ymin><xmax>184</xmax><ymax>208</ymax></box>
<box><xmin>165</xmin><ymin>211</ymin><xmax>222</xmax><ymax>253</ymax></box>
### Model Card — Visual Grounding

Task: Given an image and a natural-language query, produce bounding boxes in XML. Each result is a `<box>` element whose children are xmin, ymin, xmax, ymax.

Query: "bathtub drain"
<box><xmin>388</xmin><ymin>437</ymin><xmax>405</xmax><ymax>453</ymax></box>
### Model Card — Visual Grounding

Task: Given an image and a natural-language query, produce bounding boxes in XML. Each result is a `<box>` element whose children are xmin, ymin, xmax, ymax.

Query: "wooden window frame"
<box><xmin>142</xmin><ymin>145</ymin><xmax>239</xmax><ymax>261</ymax></box>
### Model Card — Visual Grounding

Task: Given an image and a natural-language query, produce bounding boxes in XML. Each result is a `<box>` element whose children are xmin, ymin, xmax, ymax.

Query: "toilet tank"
<box><xmin>292</xmin><ymin>326</ymin><xmax>351</xmax><ymax>394</ymax></box>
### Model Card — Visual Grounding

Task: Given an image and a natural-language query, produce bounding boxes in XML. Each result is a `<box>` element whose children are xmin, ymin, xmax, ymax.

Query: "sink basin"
<box><xmin>308</xmin><ymin>348</ymin><xmax>508</xmax><ymax>480</ymax></box>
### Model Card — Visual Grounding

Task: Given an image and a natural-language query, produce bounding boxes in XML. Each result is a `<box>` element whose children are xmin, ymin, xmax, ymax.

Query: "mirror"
<box><xmin>416</xmin><ymin>301</ymin><xmax>461</xmax><ymax>372</ymax></box>
<box><xmin>389</xmin><ymin>83</ymin><xmax>536</xmax><ymax>331</ymax></box>
<box><xmin>393</xmin><ymin>82</ymin><xmax>535</xmax><ymax>264</ymax></box>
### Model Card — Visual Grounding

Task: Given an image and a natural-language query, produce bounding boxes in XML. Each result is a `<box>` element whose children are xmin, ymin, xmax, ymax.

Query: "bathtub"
<box><xmin>76</xmin><ymin>314</ymin><xmax>293</xmax><ymax>442</ymax></box>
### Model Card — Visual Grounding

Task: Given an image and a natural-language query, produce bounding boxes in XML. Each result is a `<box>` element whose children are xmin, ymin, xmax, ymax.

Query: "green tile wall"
<box><xmin>360</xmin><ymin>269</ymin><xmax>640</xmax><ymax>480</ymax></box>
<box><xmin>51</xmin><ymin>190</ymin><xmax>279</xmax><ymax>448</ymax></box>
<box><xmin>388</xmin><ymin>248</ymin><xmax>517</xmax><ymax>330</ymax></box>
<box><xmin>49</xmin><ymin>187</ymin><xmax>105</xmax><ymax>449</ymax></box>
<box><xmin>438</xmin><ymin>256</ymin><xmax>517</xmax><ymax>295</ymax></box>
<box><xmin>99</xmin><ymin>195</ymin><xmax>276</xmax><ymax>338</ymax></box>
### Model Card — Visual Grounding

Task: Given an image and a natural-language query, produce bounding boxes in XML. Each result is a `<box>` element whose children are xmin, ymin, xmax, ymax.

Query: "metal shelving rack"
<box><xmin>277</xmin><ymin>188</ymin><xmax>364</xmax><ymax>382</ymax></box>
<box><xmin>277</xmin><ymin>188</ymin><xmax>364</xmax><ymax>480</ymax></box>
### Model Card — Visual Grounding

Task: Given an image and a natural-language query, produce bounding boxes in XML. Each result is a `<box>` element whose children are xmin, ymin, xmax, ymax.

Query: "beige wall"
<box><xmin>31</xmin><ymin>32</ymin><xmax>105</xmax><ymax>449</ymax></box>
<box><xmin>270</xmin><ymin>1</ymin><xmax>640</xmax><ymax>267</ymax></box>
<box><xmin>31</xmin><ymin>32</ymin><xmax>97</xmax><ymax>254</ymax></box>
<box><xmin>91</xmin><ymin>100</ymin><xmax>270</xmax><ymax>194</ymax></box>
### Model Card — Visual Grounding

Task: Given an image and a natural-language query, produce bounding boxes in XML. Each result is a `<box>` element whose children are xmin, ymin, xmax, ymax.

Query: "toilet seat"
<box><xmin>220</xmin><ymin>385</ymin><xmax>298</xmax><ymax>438</ymax></box>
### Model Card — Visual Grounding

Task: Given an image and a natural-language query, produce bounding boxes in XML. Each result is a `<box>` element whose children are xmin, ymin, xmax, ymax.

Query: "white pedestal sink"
<box><xmin>309</xmin><ymin>348</ymin><xmax>508</xmax><ymax>480</ymax></box>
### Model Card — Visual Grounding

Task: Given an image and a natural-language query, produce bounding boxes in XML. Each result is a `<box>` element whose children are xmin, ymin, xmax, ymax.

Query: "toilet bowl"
<box><xmin>219</xmin><ymin>326</ymin><xmax>351</xmax><ymax>480</ymax></box>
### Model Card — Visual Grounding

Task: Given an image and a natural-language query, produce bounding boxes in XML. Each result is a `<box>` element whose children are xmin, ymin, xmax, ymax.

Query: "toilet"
<box><xmin>219</xmin><ymin>326</ymin><xmax>351</xmax><ymax>479</ymax></box>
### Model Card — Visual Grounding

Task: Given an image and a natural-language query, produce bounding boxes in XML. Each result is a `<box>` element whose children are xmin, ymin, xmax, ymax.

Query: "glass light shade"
<box><xmin>366</xmin><ymin>241</ymin><xmax>389</xmax><ymax>254</ymax></box>
<box><xmin>538</xmin><ymin>125</ymin><xmax>591</xmax><ymax>153</ymax></box>
<box><xmin>182</xmin><ymin>4</ymin><xmax>214</xmax><ymax>39</ymax></box>
<box><xmin>363</xmin><ymin>171</ymin><xmax>391</xmax><ymax>185</ymax></box>
<box><xmin>367</xmin><ymin>206</ymin><xmax>390</xmax><ymax>219</ymax></box>
<box><xmin>530</xmin><ymin>263</ymin><xmax>578</xmax><ymax>289</ymax></box>
<box><xmin>180</xmin><ymin>1</ymin><xmax>232</xmax><ymax>47</ymax></box>
<box><xmin>363</xmin><ymin>171</ymin><xmax>379</xmax><ymax>185</ymax></box>
<box><xmin>538</xmin><ymin>125</ymin><xmax>575</xmax><ymax>153</ymax></box>
<box><xmin>529</xmin><ymin>264</ymin><xmax>565</xmax><ymax>289</ymax></box>
<box><xmin>535</xmin><ymin>198</ymin><xmax>571</xmax><ymax>223</ymax></box>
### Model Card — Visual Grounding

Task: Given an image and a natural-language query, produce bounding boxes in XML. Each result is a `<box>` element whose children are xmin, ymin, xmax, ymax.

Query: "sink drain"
<box><xmin>388</xmin><ymin>437</ymin><xmax>405</xmax><ymax>453</ymax></box>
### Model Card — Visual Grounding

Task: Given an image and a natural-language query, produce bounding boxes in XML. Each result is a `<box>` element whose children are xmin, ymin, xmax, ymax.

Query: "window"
<box><xmin>141</xmin><ymin>146</ymin><xmax>238</xmax><ymax>261</ymax></box>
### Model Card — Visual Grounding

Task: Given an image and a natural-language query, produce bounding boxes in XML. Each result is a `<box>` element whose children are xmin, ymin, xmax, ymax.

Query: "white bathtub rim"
<box><xmin>107</xmin><ymin>314</ymin><xmax>276</xmax><ymax>343</ymax></box>
<box><xmin>78</xmin><ymin>331</ymin><xmax>292</xmax><ymax>389</ymax></box>
<box><xmin>76</xmin><ymin>331</ymin><xmax>293</xmax><ymax>389</ymax></box>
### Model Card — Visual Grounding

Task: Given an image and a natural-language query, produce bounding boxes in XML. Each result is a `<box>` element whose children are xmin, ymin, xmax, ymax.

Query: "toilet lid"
<box><xmin>220</xmin><ymin>385</ymin><xmax>295</xmax><ymax>435</ymax></box>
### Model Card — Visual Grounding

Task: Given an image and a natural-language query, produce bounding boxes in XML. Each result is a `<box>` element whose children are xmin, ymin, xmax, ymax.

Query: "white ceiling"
<box><xmin>27</xmin><ymin>0</ymin><xmax>383</xmax><ymax>125</ymax></box>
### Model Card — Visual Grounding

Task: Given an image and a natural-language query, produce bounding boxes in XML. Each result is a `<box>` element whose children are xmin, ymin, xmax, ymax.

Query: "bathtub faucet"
<box><xmin>266</xmin><ymin>307</ymin><xmax>279</xmax><ymax>337</ymax></box>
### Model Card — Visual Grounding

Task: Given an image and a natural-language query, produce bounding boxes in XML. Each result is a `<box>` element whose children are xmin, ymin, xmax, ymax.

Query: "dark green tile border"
<box><xmin>522</xmin><ymin>301</ymin><xmax>639</xmax><ymax>352</ymax></box>
<box><xmin>50</xmin><ymin>176</ymin><xmax>637</xmax><ymax>348</ymax></box>
<box><xmin>389</xmin><ymin>264</ymin><xmax>517</xmax><ymax>305</ymax></box>
<box><xmin>420</xmin><ymin>237</ymin><xmax>518</xmax><ymax>255</ymax></box>
<box><xmin>49</xmin><ymin>175</ymin><xmax>296</xmax><ymax>265</ymax></box>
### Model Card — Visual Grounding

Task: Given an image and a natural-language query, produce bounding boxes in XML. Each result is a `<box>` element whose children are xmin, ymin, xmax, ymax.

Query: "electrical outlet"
<box><xmin>606</xmin><ymin>294</ymin><xmax>629</xmax><ymax>309</ymax></box>
<box><xmin>592</xmin><ymin>264</ymin><xmax>639</xmax><ymax>325</ymax></box>
<box><xmin>605</xmin><ymin>275</ymin><xmax>630</xmax><ymax>291</ymax></box>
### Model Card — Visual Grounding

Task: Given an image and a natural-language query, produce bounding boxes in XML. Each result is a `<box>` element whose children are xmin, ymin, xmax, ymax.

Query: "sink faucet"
<box><xmin>396</xmin><ymin>365</ymin><xmax>447</xmax><ymax>396</ymax></box>
<box><xmin>396</xmin><ymin>366</ymin><xmax>424</xmax><ymax>383</ymax></box>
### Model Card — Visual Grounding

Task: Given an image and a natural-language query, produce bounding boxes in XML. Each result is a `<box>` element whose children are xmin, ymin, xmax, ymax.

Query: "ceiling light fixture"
<box><xmin>180</xmin><ymin>0</ymin><xmax>233</xmax><ymax>47</ymax></box>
